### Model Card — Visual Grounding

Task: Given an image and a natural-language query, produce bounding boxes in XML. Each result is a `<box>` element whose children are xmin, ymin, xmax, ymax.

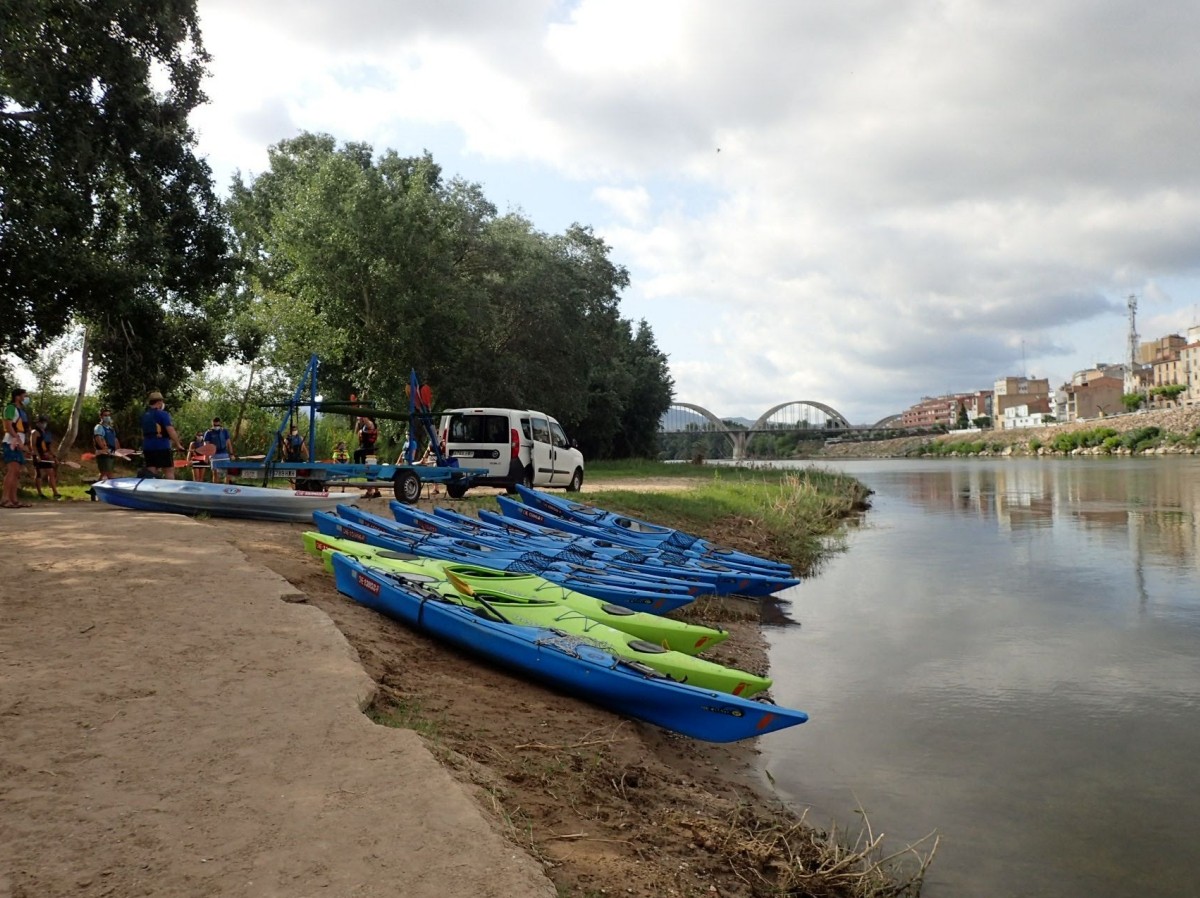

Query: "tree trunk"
<box><xmin>234</xmin><ymin>358</ymin><xmax>256</xmax><ymax>442</ymax></box>
<box><xmin>59</xmin><ymin>328</ymin><xmax>91</xmax><ymax>456</ymax></box>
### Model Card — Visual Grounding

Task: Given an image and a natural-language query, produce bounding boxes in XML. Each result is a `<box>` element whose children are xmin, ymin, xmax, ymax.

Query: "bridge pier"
<box><xmin>731</xmin><ymin>431</ymin><xmax>748</xmax><ymax>460</ymax></box>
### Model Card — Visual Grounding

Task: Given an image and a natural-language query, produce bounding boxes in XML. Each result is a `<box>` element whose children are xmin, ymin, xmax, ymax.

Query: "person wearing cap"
<box><xmin>30</xmin><ymin>415</ymin><xmax>62</xmax><ymax>500</ymax></box>
<box><xmin>203</xmin><ymin>416</ymin><xmax>236</xmax><ymax>483</ymax></box>
<box><xmin>3</xmin><ymin>388</ymin><xmax>32</xmax><ymax>508</ymax></box>
<box><xmin>92</xmin><ymin>408</ymin><xmax>121</xmax><ymax>481</ymax></box>
<box><xmin>141</xmin><ymin>391</ymin><xmax>184</xmax><ymax>478</ymax></box>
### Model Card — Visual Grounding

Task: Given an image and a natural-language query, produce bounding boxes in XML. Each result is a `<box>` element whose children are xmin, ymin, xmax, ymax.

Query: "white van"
<box><xmin>438</xmin><ymin>407</ymin><xmax>585</xmax><ymax>498</ymax></box>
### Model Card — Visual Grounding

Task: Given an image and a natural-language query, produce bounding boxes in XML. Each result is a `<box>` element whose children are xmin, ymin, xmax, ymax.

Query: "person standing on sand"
<box><xmin>93</xmin><ymin>408</ymin><xmax>121</xmax><ymax>481</ymax></box>
<box><xmin>141</xmin><ymin>391</ymin><xmax>184</xmax><ymax>478</ymax></box>
<box><xmin>3</xmin><ymin>388</ymin><xmax>32</xmax><ymax>508</ymax></box>
<box><xmin>204</xmin><ymin>417</ymin><xmax>235</xmax><ymax>484</ymax></box>
<box><xmin>31</xmin><ymin>415</ymin><xmax>62</xmax><ymax>499</ymax></box>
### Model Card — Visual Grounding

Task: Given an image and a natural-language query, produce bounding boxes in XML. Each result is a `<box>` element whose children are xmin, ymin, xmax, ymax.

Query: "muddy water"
<box><xmin>761</xmin><ymin>457</ymin><xmax>1200</xmax><ymax>898</ymax></box>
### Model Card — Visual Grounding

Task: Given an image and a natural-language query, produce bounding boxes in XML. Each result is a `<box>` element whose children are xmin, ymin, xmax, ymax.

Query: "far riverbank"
<box><xmin>821</xmin><ymin>405</ymin><xmax>1200</xmax><ymax>459</ymax></box>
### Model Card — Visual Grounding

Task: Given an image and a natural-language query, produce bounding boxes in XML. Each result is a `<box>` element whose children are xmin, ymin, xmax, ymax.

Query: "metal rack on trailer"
<box><xmin>210</xmin><ymin>355</ymin><xmax>487</xmax><ymax>504</ymax></box>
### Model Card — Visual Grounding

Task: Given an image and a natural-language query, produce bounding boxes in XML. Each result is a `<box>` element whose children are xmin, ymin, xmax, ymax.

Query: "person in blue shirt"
<box><xmin>92</xmin><ymin>408</ymin><xmax>121</xmax><ymax>481</ymax></box>
<box><xmin>3</xmin><ymin>387</ymin><xmax>32</xmax><ymax>508</ymax></box>
<box><xmin>203</xmin><ymin>416</ymin><xmax>236</xmax><ymax>484</ymax></box>
<box><xmin>141</xmin><ymin>391</ymin><xmax>184</xmax><ymax>478</ymax></box>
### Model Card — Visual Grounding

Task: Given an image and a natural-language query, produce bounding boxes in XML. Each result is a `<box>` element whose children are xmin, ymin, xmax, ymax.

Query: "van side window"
<box><xmin>549</xmin><ymin>421</ymin><xmax>570</xmax><ymax>449</ymax></box>
<box><xmin>520</xmin><ymin>418</ymin><xmax>532</xmax><ymax>440</ymax></box>
<box><xmin>531</xmin><ymin>417</ymin><xmax>551</xmax><ymax>444</ymax></box>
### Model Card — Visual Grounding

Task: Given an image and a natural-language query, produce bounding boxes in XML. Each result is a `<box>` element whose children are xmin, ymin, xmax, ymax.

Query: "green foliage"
<box><xmin>1121</xmin><ymin>393</ymin><xmax>1145</xmax><ymax>411</ymax></box>
<box><xmin>225</xmin><ymin>134</ymin><xmax>672</xmax><ymax>459</ymax></box>
<box><xmin>1028</xmin><ymin>437</ymin><xmax>1042</xmax><ymax>451</ymax></box>
<box><xmin>955</xmin><ymin>402</ymin><xmax>969</xmax><ymax>430</ymax></box>
<box><xmin>972</xmin><ymin>415</ymin><xmax>992</xmax><ymax>429</ymax></box>
<box><xmin>1121</xmin><ymin>426</ymin><xmax>1162</xmax><ymax>452</ymax></box>
<box><xmin>0</xmin><ymin>0</ymin><xmax>230</xmax><ymax>388</ymax></box>
<box><xmin>1150</xmin><ymin>384</ymin><xmax>1186</xmax><ymax>401</ymax></box>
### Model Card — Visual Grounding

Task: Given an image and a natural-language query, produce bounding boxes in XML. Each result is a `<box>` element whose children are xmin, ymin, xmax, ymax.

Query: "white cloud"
<box><xmin>190</xmin><ymin>0</ymin><xmax>1200</xmax><ymax>422</ymax></box>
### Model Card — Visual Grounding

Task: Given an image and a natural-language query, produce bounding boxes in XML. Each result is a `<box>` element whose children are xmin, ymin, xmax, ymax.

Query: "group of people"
<box><xmin>4</xmin><ymin>387</ymin><xmax>63</xmax><ymax>507</ymax></box>
<box><xmin>3</xmin><ymin>386</ymin><xmax>446</xmax><ymax>504</ymax></box>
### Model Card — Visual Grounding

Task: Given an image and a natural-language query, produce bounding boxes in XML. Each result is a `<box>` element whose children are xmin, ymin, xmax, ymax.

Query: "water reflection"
<box><xmin>761</xmin><ymin>457</ymin><xmax>1200</xmax><ymax>898</ymax></box>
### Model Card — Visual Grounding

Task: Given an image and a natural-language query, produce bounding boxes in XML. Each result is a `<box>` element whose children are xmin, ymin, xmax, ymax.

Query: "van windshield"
<box><xmin>447</xmin><ymin>414</ymin><xmax>510</xmax><ymax>443</ymax></box>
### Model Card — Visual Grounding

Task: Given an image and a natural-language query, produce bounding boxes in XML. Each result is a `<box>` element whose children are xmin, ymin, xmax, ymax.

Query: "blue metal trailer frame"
<box><xmin>210</xmin><ymin>355</ymin><xmax>486</xmax><ymax>504</ymax></box>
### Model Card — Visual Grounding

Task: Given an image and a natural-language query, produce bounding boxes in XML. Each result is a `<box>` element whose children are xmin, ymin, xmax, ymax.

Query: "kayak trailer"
<box><xmin>211</xmin><ymin>354</ymin><xmax>487</xmax><ymax>504</ymax></box>
<box><xmin>209</xmin><ymin>457</ymin><xmax>482</xmax><ymax>504</ymax></box>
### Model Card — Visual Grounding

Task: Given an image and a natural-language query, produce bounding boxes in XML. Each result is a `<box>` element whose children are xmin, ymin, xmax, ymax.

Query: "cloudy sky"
<box><xmin>189</xmin><ymin>0</ymin><xmax>1200</xmax><ymax>424</ymax></box>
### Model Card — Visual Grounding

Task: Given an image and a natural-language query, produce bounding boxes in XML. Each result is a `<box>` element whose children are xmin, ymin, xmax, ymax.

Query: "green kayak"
<box><xmin>302</xmin><ymin>531</ymin><xmax>726</xmax><ymax>654</ymax></box>
<box><xmin>303</xmin><ymin>535</ymin><xmax>770</xmax><ymax>697</ymax></box>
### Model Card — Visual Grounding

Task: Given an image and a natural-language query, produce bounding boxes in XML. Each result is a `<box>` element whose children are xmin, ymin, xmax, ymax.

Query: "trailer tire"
<box><xmin>447</xmin><ymin>482</ymin><xmax>468</xmax><ymax>499</ymax></box>
<box><xmin>393</xmin><ymin>470</ymin><xmax>422</xmax><ymax>504</ymax></box>
<box><xmin>296</xmin><ymin>477</ymin><xmax>323</xmax><ymax>492</ymax></box>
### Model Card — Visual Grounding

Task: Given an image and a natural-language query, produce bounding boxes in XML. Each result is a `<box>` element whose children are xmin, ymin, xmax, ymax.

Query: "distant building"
<box><xmin>1064</xmin><ymin>376</ymin><xmax>1125</xmax><ymax>420</ymax></box>
<box><xmin>993</xmin><ymin>376</ymin><xmax>1051</xmax><ymax>422</ymax></box>
<box><xmin>1184</xmin><ymin>325</ymin><xmax>1200</xmax><ymax>406</ymax></box>
<box><xmin>1000</xmin><ymin>404</ymin><xmax>1048</xmax><ymax>430</ymax></box>
<box><xmin>899</xmin><ymin>391</ymin><xmax>993</xmax><ymax>429</ymax></box>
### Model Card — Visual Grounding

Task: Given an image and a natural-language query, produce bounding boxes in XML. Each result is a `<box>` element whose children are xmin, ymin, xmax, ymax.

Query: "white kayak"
<box><xmin>92</xmin><ymin>478</ymin><xmax>361</xmax><ymax>523</ymax></box>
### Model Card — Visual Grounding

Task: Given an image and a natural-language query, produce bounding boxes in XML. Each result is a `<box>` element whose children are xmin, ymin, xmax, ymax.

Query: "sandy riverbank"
<box><xmin>2</xmin><ymin>484</ymin><xmax>835</xmax><ymax>898</ymax></box>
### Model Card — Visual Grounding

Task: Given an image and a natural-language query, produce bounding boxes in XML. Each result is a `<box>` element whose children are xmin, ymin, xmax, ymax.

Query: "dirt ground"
<box><xmin>2</xmin><ymin>483</ymin><xmax>819</xmax><ymax>898</ymax></box>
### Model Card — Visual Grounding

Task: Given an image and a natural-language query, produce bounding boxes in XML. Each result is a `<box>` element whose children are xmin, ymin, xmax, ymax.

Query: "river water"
<box><xmin>759</xmin><ymin>457</ymin><xmax>1200</xmax><ymax>898</ymax></box>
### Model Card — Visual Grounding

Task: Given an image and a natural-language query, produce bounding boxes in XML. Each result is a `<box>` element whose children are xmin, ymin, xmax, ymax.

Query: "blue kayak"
<box><xmin>494</xmin><ymin>498</ymin><xmax>800</xmax><ymax>597</ymax></box>
<box><xmin>338</xmin><ymin>505</ymin><xmax>704</xmax><ymax>596</ymax></box>
<box><xmin>479</xmin><ymin>502</ymin><xmax>800</xmax><ymax>598</ymax></box>
<box><xmin>390</xmin><ymin>501</ymin><xmax>758</xmax><ymax>596</ymax></box>
<box><xmin>513</xmin><ymin>485</ymin><xmax>795</xmax><ymax>576</ymax></box>
<box><xmin>312</xmin><ymin>511</ymin><xmax>695</xmax><ymax>614</ymax></box>
<box><xmin>330</xmin><ymin>553</ymin><xmax>808</xmax><ymax>743</ymax></box>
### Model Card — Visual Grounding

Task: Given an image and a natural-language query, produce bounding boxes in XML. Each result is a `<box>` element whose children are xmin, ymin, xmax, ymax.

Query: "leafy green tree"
<box><xmin>955</xmin><ymin>402</ymin><xmax>969</xmax><ymax>430</ymax></box>
<box><xmin>1121</xmin><ymin>392</ymin><xmax>1145</xmax><ymax>411</ymax></box>
<box><xmin>0</xmin><ymin>0</ymin><xmax>229</xmax><ymax>382</ymax></box>
<box><xmin>228</xmin><ymin>134</ymin><xmax>672</xmax><ymax>458</ymax></box>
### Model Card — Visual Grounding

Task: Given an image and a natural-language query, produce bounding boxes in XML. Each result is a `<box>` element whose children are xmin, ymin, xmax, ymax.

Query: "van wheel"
<box><xmin>392</xmin><ymin>471</ymin><xmax>422</xmax><ymax>504</ymax></box>
<box><xmin>566</xmin><ymin>468</ymin><xmax>584</xmax><ymax>492</ymax></box>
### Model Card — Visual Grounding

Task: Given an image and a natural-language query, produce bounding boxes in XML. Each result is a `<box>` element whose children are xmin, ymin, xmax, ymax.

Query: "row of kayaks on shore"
<box><xmin>308</xmin><ymin>490</ymin><xmax>810</xmax><ymax>743</ymax></box>
<box><xmin>93</xmin><ymin>476</ymin><xmax>811</xmax><ymax>742</ymax></box>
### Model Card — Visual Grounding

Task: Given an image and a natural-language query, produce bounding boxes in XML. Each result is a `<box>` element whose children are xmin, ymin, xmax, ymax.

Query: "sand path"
<box><xmin>0</xmin><ymin>503</ymin><xmax>556</xmax><ymax>898</ymax></box>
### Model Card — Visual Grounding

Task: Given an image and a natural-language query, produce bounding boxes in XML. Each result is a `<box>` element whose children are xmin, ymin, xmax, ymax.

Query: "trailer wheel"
<box><xmin>393</xmin><ymin>470</ymin><xmax>422</xmax><ymax>504</ymax></box>
<box><xmin>296</xmin><ymin>477</ymin><xmax>323</xmax><ymax>492</ymax></box>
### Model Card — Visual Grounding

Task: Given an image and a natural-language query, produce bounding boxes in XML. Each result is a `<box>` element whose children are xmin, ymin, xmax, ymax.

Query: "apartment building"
<box><xmin>1065</xmin><ymin>376</ymin><xmax>1125</xmax><ymax>420</ymax></box>
<box><xmin>899</xmin><ymin>391</ymin><xmax>993</xmax><ymax>428</ymax></box>
<box><xmin>1183</xmin><ymin>325</ymin><xmax>1200</xmax><ymax>405</ymax></box>
<box><xmin>993</xmin><ymin>376</ymin><xmax>1051</xmax><ymax>420</ymax></box>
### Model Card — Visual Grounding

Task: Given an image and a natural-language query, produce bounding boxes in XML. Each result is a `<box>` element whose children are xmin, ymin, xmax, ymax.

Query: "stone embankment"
<box><xmin>821</xmin><ymin>406</ymin><xmax>1200</xmax><ymax>459</ymax></box>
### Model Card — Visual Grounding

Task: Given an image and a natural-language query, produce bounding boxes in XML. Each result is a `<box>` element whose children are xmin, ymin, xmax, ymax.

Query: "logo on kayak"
<box><xmin>339</xmin><ymin>526</ymin><xmax>366</xmax><ymax>542</ymax></box>
<box><xmin>702</xmin><ymin>705</ymin><xmax>746</xmax><ymax>718</ymax></box>
<box><xmin>418</xmin><ymin>521</ymin><xmax>437</xmax><ymax>533</ymax></box>
<box><xmin>222</xmin><ymin>487</ymin><xmax>242</xmax><ymax>494</ymax></box>
<box><xmin>315</xmin><ymin>540</ymin><xmax>333</xmax><ymax>551</ymax></box>
<box><xmin>295</xmin><ymin>490</ymin><xmax>330</xmax><ymax>497</ymax></box>
<box><xmin>357</xmin><ymin>573</ymin><xmax>381</xmax><ymax>596</ymax></box>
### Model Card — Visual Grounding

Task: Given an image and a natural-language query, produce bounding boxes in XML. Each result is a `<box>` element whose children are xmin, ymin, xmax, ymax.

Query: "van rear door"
<box><xmin>443</xmin><ymin>412</ymin><xmax>511</xmax><ymax>479</ymax></box>
<box><xmin>527</xmin><ymin>414</ymin><xmax>555</xmax><ymax>486</ymax></box>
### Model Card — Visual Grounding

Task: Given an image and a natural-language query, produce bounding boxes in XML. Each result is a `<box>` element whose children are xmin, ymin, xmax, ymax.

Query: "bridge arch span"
<box><xmin>669</xmin><ymin>402</ymin><xmax>733</xmax><ymax>433</ymax></box>
<box><xmin>749</xmin><ymin>400</ymin><xmax>852</xmax><ymax>432</ymax></box>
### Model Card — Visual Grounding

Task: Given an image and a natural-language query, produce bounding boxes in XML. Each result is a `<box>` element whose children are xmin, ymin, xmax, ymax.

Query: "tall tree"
<box><xmin>0</xmin><ymin>0</ymin><xmax>229</xmax><ymax>396</ymax></box>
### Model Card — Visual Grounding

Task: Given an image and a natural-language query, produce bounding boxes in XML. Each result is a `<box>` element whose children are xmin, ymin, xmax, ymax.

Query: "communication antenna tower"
<box><xmin>1126</xmin><ymin>294</ymin><xmax>1140</xmax><ymax>393</ymax></box>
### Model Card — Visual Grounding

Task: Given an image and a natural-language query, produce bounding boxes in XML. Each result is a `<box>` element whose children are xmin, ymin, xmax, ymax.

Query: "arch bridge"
<box><xmin>659</xmin><ymin>400</ymin><xmax>859</xmax><ymax>460</ymax></box>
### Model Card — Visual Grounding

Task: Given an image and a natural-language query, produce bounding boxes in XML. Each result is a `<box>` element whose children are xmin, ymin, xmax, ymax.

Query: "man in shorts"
<box><xmin>140</xmin><ymin>391</ymin><xmax>184</xmax><ymax>478</ymax></box>
<box><xmin>31</xmin><ymin>415</ymin><xmax>62</xmax><ymax>499</ymax></box>
<box><xmin>3</xmin><ymin>387</ymin><xmax>31</xmax><ymax>508</ymax></box>
<box><xmin>203</xmin><ymin>416</ymin><xmax>236</xmax><ymax>483</ymax></box>
<box><xmin>93</xmin><ymin>408</ymin><xmax>121</xmax><ymax>481</ymax></box>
